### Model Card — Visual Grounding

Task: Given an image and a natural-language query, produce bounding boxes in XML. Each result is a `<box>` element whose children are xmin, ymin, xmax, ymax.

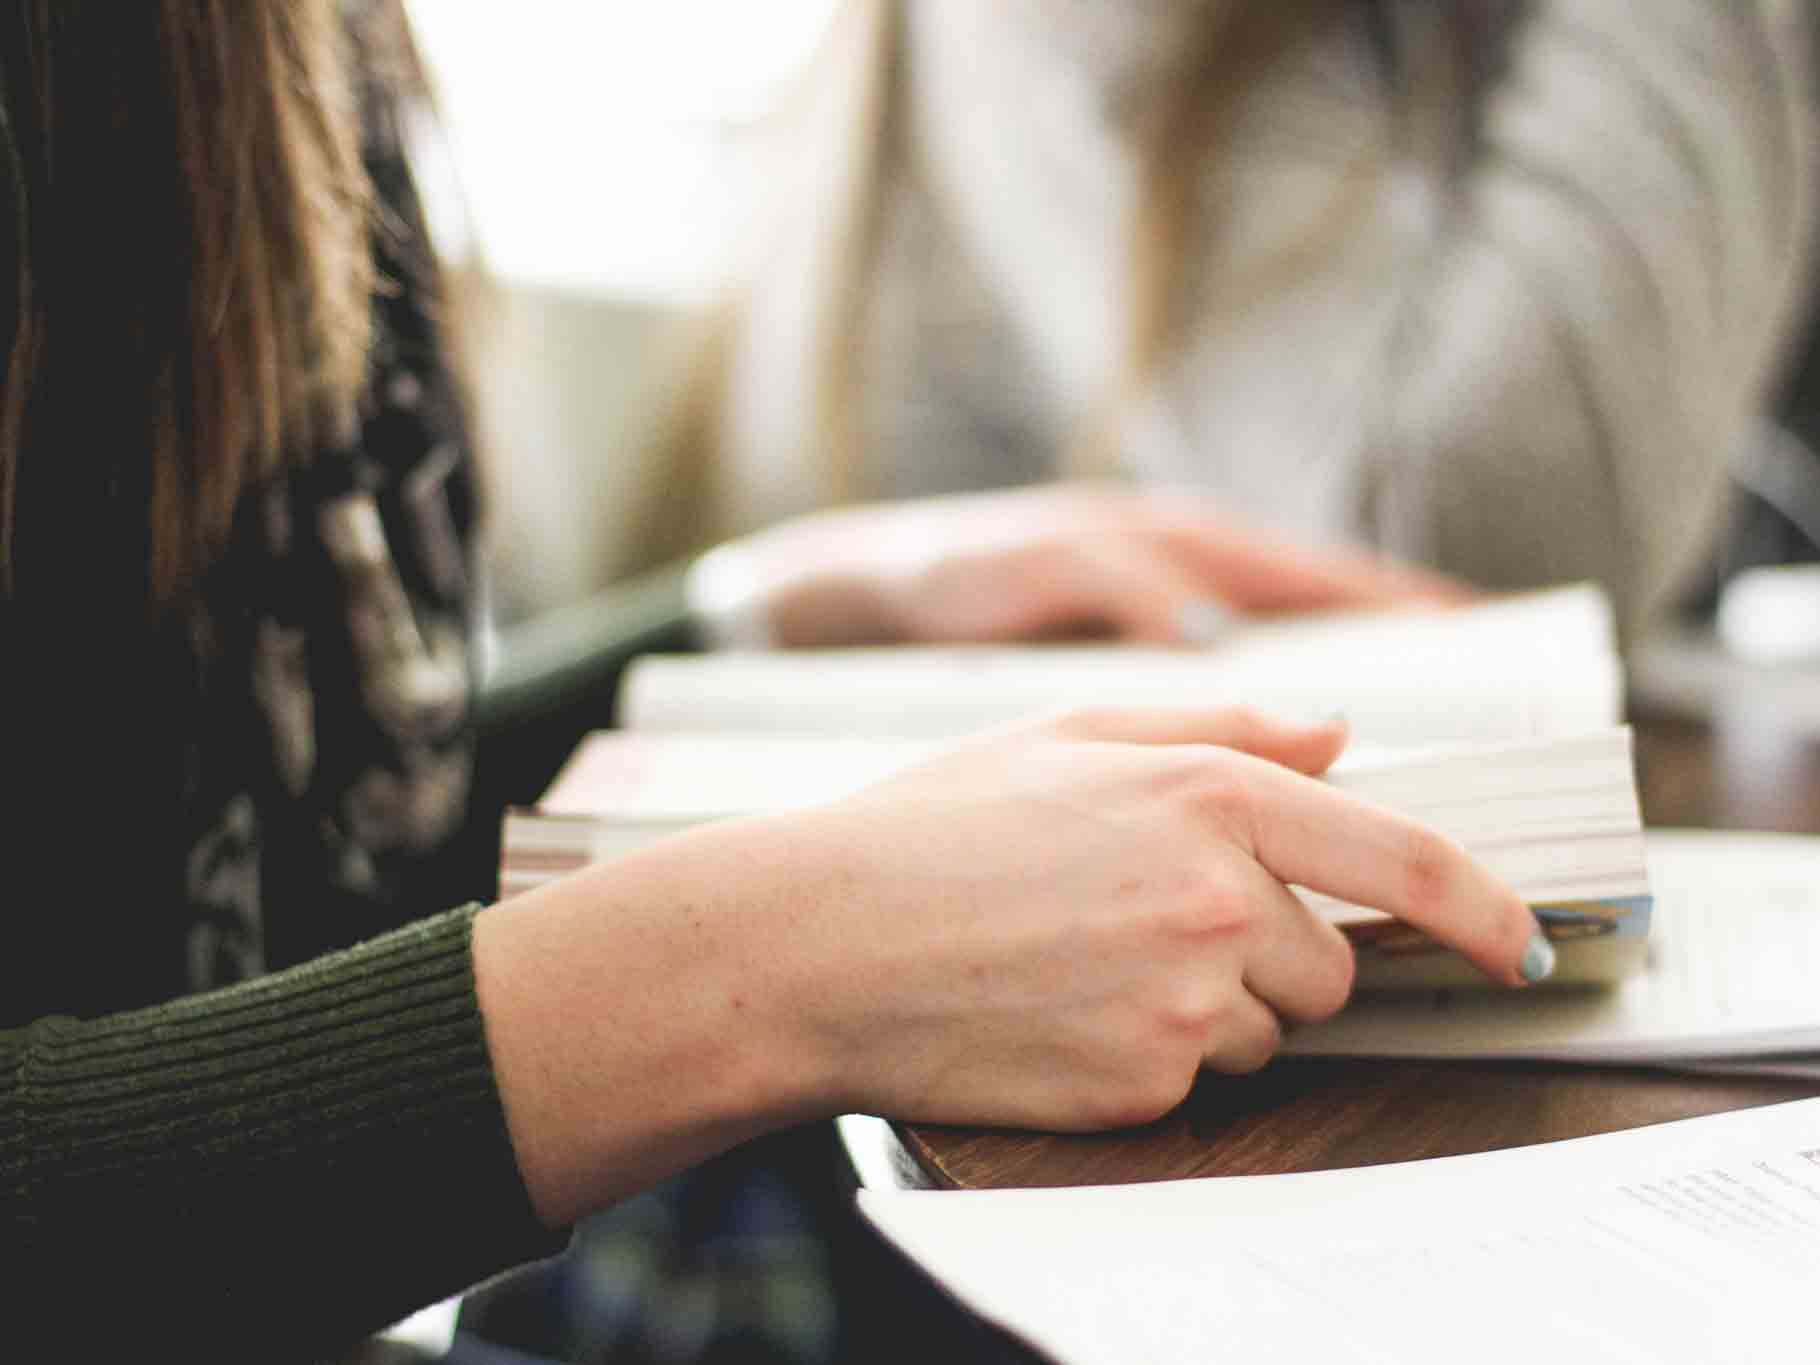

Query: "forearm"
<box><xmin>1369</xmin><ymin>0</ymin><xmax>1815</xmax><ymax>631</ymax></box>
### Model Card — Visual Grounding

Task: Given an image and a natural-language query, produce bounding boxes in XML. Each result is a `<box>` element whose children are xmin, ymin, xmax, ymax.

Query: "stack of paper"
<box><xmin>858</xmin><ymin>1097</ymin><xmax>1820</xmax><ymax>1364</ymax></box>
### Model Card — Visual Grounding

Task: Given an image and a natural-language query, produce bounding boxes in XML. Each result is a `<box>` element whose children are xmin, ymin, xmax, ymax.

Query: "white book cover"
<box><xmin>619</xmin><ymin>584</ymin><xmax>1622</xmax><ymax>744</ymax></box>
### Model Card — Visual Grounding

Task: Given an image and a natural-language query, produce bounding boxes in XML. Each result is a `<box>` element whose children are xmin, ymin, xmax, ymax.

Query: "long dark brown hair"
<box><xmin>0</xmin><ymin>0</ymin><xmax>381</xmax><ymax>614</ymax></box>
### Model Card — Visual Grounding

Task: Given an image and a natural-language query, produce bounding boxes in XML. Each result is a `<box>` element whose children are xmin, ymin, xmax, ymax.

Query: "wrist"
<box><xmin>472</xmin><ymin>828</ymin><xmax>832</xmax><ymax>1226</ymax></box>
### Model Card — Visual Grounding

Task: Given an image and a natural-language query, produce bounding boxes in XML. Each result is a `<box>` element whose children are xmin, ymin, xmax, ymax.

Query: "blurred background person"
<box><xmin>631</xmin><ymin>0</ymin><xmax>1815</xmax><ymax>638</ymax></box>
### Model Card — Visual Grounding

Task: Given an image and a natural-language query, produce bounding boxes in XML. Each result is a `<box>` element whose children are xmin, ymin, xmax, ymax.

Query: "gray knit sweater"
<box><xmin>713</xmin><ymin>0</ymin><xmax>1817</xmax><ymax>633</ymax></box>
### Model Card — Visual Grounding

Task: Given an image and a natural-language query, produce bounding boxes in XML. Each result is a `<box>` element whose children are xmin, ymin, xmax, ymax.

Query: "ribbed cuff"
<box><xmin>3</xmin><ymin>905</ymin><xmax>568</xmax><ymax>1360</ymax></box>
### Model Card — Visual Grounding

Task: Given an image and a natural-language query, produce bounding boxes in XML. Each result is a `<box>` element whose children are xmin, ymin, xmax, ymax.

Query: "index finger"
<box><xmin>1206</xmin><ymin>750</ymin><xmax>1550</xmax><ymax>987</ymax></box>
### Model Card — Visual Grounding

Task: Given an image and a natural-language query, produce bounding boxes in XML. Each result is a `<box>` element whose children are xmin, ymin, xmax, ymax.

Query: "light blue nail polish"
<box><xmin>1177</xmin><ymin>598</ymin><xmax>1234</xmax><ymax>646</ymax></box>
<box><xmin>1519</xmin><ymin>932</ymin><xmax>1556</xmax><ymax>984</ymax></box>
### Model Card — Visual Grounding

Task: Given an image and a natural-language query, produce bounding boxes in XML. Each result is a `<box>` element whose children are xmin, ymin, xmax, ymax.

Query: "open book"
<box><xmin>856</xmin><ymin>1096</ymin><xmax>1820</xmax><ymax>1364</ymax></box>
<box><xmin>513</xmin><ymin>586</ymin><xmax>1646</xmax><ymax>988</ymax></box>
<box><xmin>509</xmin><ymin>587</ymin><xmax>1647</xmax><ymax>989</ymax></box>
<box><xmin>508</xmin><ymin>584</ymin><xmax>1679</xmax><ymax>995</ymax></box>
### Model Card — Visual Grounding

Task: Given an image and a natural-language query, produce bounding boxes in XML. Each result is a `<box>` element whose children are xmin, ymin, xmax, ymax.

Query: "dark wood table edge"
<box><xmin>887</xmin><ymin>1056</ymin><xmax>1820</xmax><ymax>1191</ymax></box>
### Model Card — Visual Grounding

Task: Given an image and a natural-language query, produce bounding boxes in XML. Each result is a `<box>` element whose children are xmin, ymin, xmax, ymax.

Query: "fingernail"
<box><xmin>1518</xmin><ymin>931</ymin><xmax>1556</xmax><ymax>984</ymax></box>
<box><xmin>1177</xmin><ymin>598</ymin><xmax>1234</xmax><ymax>646</ymax></box>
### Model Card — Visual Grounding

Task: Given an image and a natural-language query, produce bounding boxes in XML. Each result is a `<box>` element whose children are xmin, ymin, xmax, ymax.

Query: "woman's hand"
<box><xmin>475</xmin><ymin>708</ymin><xmax>1544</xmax><ymax>1225</ymax></box>
<box><xmin>691</xmin><ymin>483</ymin><xmax>1473</xmax><ymax>647</ymax></box>
<box><xmin>757</xmin><ymin>707</ymin><xmax>1541</xmax><ymax>1127</ymax></box>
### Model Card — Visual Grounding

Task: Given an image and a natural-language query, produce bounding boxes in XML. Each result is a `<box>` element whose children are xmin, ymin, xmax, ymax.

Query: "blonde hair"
<box><xmin>812</xmin><ymin>0</ymin><xmax>1365</xmax><ymax>500</ymax></box>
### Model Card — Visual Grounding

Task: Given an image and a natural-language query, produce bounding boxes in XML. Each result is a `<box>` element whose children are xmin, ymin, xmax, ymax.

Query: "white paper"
<box><xmin>1287</xmin><ymin>829</ymin><xmax>1820</xmax><ymax>1061</ymax></box>
<box><xmin>859</xmin><ymin>1097</ymin><xmax>1820</xmax><ymax>1364</ymax></box>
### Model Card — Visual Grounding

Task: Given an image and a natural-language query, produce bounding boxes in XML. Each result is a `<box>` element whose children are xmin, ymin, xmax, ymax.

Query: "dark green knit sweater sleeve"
<box><xmin>0</xmin><ymin>904</ymin><xmax>567</xmax><ymax>1361</ymax></box>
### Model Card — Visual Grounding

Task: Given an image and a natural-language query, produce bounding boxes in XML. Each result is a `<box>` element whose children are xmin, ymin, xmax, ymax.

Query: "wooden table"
<box><xmin>876</xmin><ymin>704</ymin><xmax>1820</xmax><ymax>1191</ymax></box>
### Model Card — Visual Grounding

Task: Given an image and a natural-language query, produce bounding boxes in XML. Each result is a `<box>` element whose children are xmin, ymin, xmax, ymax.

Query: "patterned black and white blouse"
<box><xmin>179</xmin><ymin>252</ymin><xmax>481</xmax><ymax>994</ymax></box>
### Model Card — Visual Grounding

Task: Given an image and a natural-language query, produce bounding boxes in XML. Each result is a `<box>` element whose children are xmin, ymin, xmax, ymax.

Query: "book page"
<box><xmin>543</xmin><ymin>731</ymin><xmax>929</xmax><ymax>819</ymax></box>
<box><xmin>859</xmin><ymin>1097</ymin><xmax>1820</xmax><ymax>1364</ymax></box>
<box><xmin>1287</xmin><ymin>829</ymin><xmax>1820</xmax><ymax>1061</ymax></box>
<box><xmin>620</xmin><ymin>585</ymin><xmax>1620</xmax><ymax>744</ymax></box>
<box><xmin>1315</xmin><ymin>729</ymin><xmax>1650</xmax><ymax>988</ymax></box>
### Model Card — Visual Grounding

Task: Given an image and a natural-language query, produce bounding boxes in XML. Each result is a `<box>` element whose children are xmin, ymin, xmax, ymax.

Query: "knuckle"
<box><xmin>1400</xmin><ymin>824</ymin><xmax>1461</xmax><ymax>913</ymax></box>
<box><xmin>1191</xmin><ymin>767</ymin><xmax>1257</xmax><ymax>844</ymax></box>
<box><xmin>1051</xmin><ymin>704</ymin><xmax>1117</xmax><ymax>738</ymax></box>
<box><xmin>1114</xmin><ymin>1065</ymin><xmax>1196</xmax><ymax>1128</ymax></box>
<box><xmin>1073</xmin><ymin>1082</ymin><xmax>1161</xmax><ymax>1131</ymax></box>
<box><xmin>1143</xmin><ymin>749</ymin><xmax>1209</xmax><ymax>797</ymax></box>
<box><xmin>1217</xmin><ymin>706</ymin><xmax>1269</xmax><ymax>746</ymax></box>
<box><xmin>1205</xmin><ymin>1011</ymin><xmax>1282</xmax><ymax>1075</ymax></box>
<box><xmin>1157</xmin><ymin>866</ymin><xmax>1254</xmax><ymax>941</ymax></box>
<box><xmin>1305</xmin><ymin>929</ymin><xmax>1358</xmax><ymax>1020</ymax></box>
<box><xmin>1154</xmin><ymin>985</ymin><xmax>1215</xmax><ymax>1041</ymax></box>
<box><xmin>1075</xmin><ymin>1011</ymin><xmax>1204</xmax><ymax>1129</ymax></box>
